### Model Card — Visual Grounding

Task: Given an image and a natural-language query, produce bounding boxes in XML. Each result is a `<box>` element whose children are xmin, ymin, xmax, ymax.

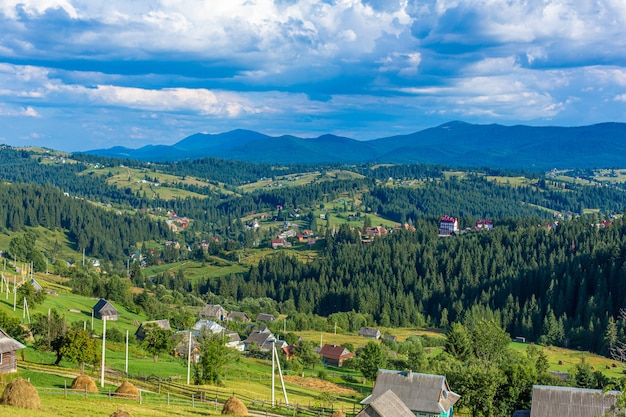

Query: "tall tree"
<box><xmin>194</xmin><ymin>334</ymin><xmax>233</xmax><ymax>385</ymax></box>
<box><xmin>357</xmin><ymin>342</ymin><xmax>386</xmax><ymax>383</ymax></box>
<box><xmin>60</xmin><ymin>329</ymin><xmax>100</xmax><ymax>373</ymax></box>
<box><xmin>140</xmin><ymin>323</ymin><xmax>174</xmax><ymax>362</ymax></box>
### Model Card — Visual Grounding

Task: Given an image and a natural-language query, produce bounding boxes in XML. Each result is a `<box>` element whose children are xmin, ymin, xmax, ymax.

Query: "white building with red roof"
<box><xmin>439</xmin><ymin>216</ymin><xmax>459</xmax><ymax>235</ymax></box>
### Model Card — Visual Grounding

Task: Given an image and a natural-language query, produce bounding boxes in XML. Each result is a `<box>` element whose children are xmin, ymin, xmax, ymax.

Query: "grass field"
<box><xmin>0</xmin><ymin>394</ymin><xmax>221</xmax><ymax>417</ymax></box>
<box><xmin>80</xmin><ymin>166</ymin><xmax>216</xmax><ymax>201</ymax></box>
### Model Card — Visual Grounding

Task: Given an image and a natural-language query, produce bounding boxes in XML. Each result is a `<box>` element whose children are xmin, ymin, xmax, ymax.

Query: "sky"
<box><xmin>1</xmin><ymin>0</ymin><xmax>626</xmax><ymax>152</ymax></box>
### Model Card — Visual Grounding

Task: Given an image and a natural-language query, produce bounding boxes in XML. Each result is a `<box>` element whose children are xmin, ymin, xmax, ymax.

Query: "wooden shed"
<box><xmin>0</xmin><ymin>327</ymin><xmax>25</xmax><ymax>374</ymax></box>
<box><xmin>93</xmin><ymin>298</ymin><xmax>118</xmax><ymax>321</ymax></box>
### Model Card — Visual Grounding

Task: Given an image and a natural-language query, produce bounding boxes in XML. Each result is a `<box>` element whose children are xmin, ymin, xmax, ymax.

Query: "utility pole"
<box><xmin>100</xmin><ymin>317</ymin><xmax>107</xmax><ymax>388</ymax></box>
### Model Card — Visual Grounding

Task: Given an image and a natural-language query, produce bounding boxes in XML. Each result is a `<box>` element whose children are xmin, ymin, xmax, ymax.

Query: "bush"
<box><xmin>317</xmin><ymin>369</ymin><xmax>328</xmax><ymax>380</ymax></box>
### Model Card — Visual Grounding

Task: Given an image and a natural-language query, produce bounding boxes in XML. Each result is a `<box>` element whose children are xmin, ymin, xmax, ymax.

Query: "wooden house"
<box><xmin>135</xmin><ymin>319</ymin><xmax>171</xmax><ymax>342</ymax></box>
<box><xmin>0</xmin><ymin>328</ymin><xmax>25</xmax><ymax>374</ymax></box>
<box><xmin>318</xmin><ymin>344</ymin><xmax>355</xmax><ymax>367</ymax></box>
<box><xmin>93</xmin><ymin>298</ymin><xmax>118</xmax><ymax>321</ymax></box>
<box><xmin>358</xmin><ymin>327</ymin><xmax>382</xmax><ymax>340</ymax></box>
<box><xmin>192</xmin><ymin>319</ymin><xmax>225</xmax><ymax>336</ymax></box>
<box><xmin>256</xmin><ymin>313</ymin><xmax>276</xmax><ymax>322</ymax></box>
<box><xmin>361</xmin><ymin>370</ymin><xmax>460</xmax><ymax>417</ymax></box>
<box><xmin>356</xmin><ymin>389</ymin><xmax>415</xmax><ymax>417</ymax></box>
<box><xmin>173</xmin><ymin>330</ymin><xmax>201</xmax><ymax>363</ymax></box>
<box><xmin>226</xmin><ymin>311</ymin><xmax>251</xmax><ymax>323</ymax></box>
<box><xmin>529</xmin><ymin>385</ymin><xmax>618</xmax><ymax>417</ymax></box>
<box><xmin>243</xmin><ymin>329</ymin><xmax>275</xmax><ymax>352</ymax></box>
<box><xmin>199</xmin><ymin>304</ymin><xmax>228</xmax><ymax>321</ymax></box>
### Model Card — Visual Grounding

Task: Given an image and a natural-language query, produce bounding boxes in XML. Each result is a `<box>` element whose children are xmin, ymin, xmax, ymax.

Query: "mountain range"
<box><xmin>82</xmin><ymin>121</ymin><xmax>626</xmax><ymax>170</ymax></box>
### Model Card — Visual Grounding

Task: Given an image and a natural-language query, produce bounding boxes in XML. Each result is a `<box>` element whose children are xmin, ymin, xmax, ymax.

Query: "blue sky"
<box><xmin>1</xmin><ymin>0</ymin><xmax>625</xmax><ymax>152</ymax></box>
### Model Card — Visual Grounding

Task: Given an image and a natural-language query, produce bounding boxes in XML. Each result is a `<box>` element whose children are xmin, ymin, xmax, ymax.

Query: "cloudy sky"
<box><xmin>1</xmin><ymin>0</ymin><xmax>626</xmax><ymax>152</ymax></box>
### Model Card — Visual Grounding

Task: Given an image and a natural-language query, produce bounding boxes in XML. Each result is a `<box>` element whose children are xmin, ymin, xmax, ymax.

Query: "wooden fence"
<box><xmin>2</xmin><ymin>370</ymin><xmax>363</xmax><ymax>417</ymax></box>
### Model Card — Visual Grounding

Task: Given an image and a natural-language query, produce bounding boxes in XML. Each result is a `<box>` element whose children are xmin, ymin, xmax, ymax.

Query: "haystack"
<box><xmin>114</xmin><ymin>381</ymin><xmax>139</xmax><ymax>399</ymax></box>
<box><xmin>0</xmin><ymin>377</ymin><xmax>42</xmax><ymax>409</ymax></box>
<box><xmin>71</xmin><ymin>375</ymin><xmax>98</xmax><ymax>392</ymax></box>
<box><xmin>331</xmin><ymin>411</ymin><xmax>346</xmax><ymax>417</ymax></box>
<box><xmin>110</xmin><ymin>409</ymin><xmax>133</xmax><ymax>417</ymax></box>
<box><xmin>222</xmin><ymin>395</ymin><xmax>248</xmax><ymax>416</ymax></box>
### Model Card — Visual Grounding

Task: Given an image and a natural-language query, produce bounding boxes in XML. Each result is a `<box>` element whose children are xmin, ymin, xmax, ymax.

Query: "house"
<box><xmin>529</xmin><ymin>385</ymin><xmax>618</xmax><ymax>417</ymax></box>
<box><xmin>256</xmin><ymin>313</ymin><xmax>276</xmax><ymax>322</ymax></box>
<box><xmin>361</xmin><ymin>370</ymin><xmax>460</xmax><ymax>417</ymax></box>
<box><xmin>135</xmin><ymin>319</ymin><xmax>171</xmax><ymax>342</ymax></box>
<box><xmin>0</xmin><ymin>328</ymin><xmax>25</xmax><ymax>374</ymax></box>
<box><xmin>476</xmin><ymin>219</ymin><xmax>494</xmax><ymax>230</ymax></box>
<box><xmin>384</xmin><ymin>334</ymin><xmax>397</xmax><ymax>342</ymax></box>
<box><xmin>439</xmin><ymin>215</ymin><xmax>459</xmax><ymax>236</ymax></box>
<box><xmin>365</xmin><ymin>226</ymin><xmax>388</xmax><ymax>238</ymax></box>
<box><xmin>29</xmin><ymin>278</ymin><xmax>43</xmax><ymax>292</ymax></box>
<box><xmin>93</xmin><ymin>298</ymin><xmax>118</xmax><ymax>321</ymax></box>
<box><xmin>199</xmin><ymin>304</ymin><xmax>228</xmax><ymax>321</ymax></box>
<box><xmin>359</xmin><ymin>327</ymin><xmax>382</xmax><ymax>340</ymax></box>
<box><xmin>318</xmin><ymin>344</ymin><xmax>355</xmax><ymax>367</ymax></box>
<box><xmin>356</xmin><ymin>389</ymin><xmax>416</xmax><ymax>417</ymax></box>
<box><xmin>192</xmin><ymin>319</ymin><xmax>225</xmax><ymax>336</ymax></box>
<box><xmin>226</xmin><ymin>311</ymin><xmax>251</xmax><ymax>323</ymax></box>
<box><xmin>271</xmin><ymin>238</ymin><xmax>287</xmax><ymax>249</ymax></box>
<box><xmin>243</xmin><ymin>329</ymin><xmax>273</xmax><ymax>352</ymax></box>
<box><xmin>243</xmin><ymin>329</ymin><xmax>284</xmax><ymax>352</ymax></box>
<box><xmin>172</xmin><ymin>330</ymin><xmax>201</xmax><ymax>363</ymax></box>
<box><xmin>225</xmin><ymin>332</ymin><xmax>243</xmax><ymax>350</ymax></box>
<box><xmin>282</xmin><ymin>345</ymin><xmax>297</xmax><ymax>361</ymax></box>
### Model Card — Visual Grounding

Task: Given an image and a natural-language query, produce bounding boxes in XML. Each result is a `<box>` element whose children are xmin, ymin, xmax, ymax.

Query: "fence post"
<box><xmin>108</xmin><ymin>389</ymin><xmax>111</xmax><ymax>400</ymax></box>
<box><xmin>84</xmin><ymin>385</ymin><xmax>88</xmax><ymax>399</ymax></box>
<box><xmin>192</xmin><ymin>394</ymin><xmax>195</xmax><ymax>408</ymax></box>
<box><xmin>139</xmin><ymin>390</ymin><xmax>142</xmax><ymax>405</ymax></box>
<box><xmin>167</xmin><ymin>393</ymin><xmax>170</xmax><ymax>406</ymax></box>
<box><xmin>64</xmin><ymin>380</ymin><xmax>67</xmax><ymax>399</ymax></box>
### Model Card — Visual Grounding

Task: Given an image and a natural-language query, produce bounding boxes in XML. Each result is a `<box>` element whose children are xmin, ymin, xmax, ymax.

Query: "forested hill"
<box><xmin>82</xmin><ymin>121</ymin><xmax>626</xmax><ymax>170</ymax></box>
<box><xmin>2</xmin><ymin>145</ymin><xmax>626</xmax><ymax>358</ymax></box>
<box><xmin>206</xmin><ymin>217</ymin><xmax>626</xmax><ymax>354</ymax></box>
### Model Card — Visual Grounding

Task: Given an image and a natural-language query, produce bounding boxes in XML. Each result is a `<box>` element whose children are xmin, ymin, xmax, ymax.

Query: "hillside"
<box><xmin>82</xmin><ymin>121</ymin><xmax>626</xmax><ymax>170</ymax></box>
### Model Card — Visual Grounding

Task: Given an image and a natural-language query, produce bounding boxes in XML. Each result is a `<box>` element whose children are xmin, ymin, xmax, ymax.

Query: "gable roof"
<box><xmin>0</xmin><ymin>328</ymin><xmax>26</xmax><ymax>353</ymax></box>
<box><xmin>257</xmin><ymin>313</ymin><xmax>276</xmax><ymax>322</ymax></box>
<box><xmin>227</xmin><ymin>311</ymin><xmax>250</xmax><ymax>321</ymax></box>
<box><xmin>357</xmin><ymin>389</ymin><xmax>416</xmax><ymax>417</ymax></box>
<box><xmin>319</xmin><ymin>344</ymin><xmax>354</xmax><ymax>361</ymax></box>
<box><xmin>199</xmin><ymin>304</ymin><xmax>227</xmax><ymax>318</ymax></box>
<box><xmin>530</xmin><ymin>385</ymin><xmax>618</xmax><ymax>417</ymax></box>
<box><xmin>192</xmin><ymin>319</ymin><xmax>225</xmax><ymax>334</ymax></box>
<box><xmin>138</xmin><ymin>319</ymin><xmax>171</xmax><ymax>331</ymax></box>
<box><xmin>362</xmin><ymin>370</ymin><xmax>460</xmax><ymax>415</ymax></box>
<box><xmin>358</xmin><ymin>327</ymin><xmax>381</xmax><ymax>337</ymax></box>
<box><xmin>93</xmin><ymin>298</ymin><xmax>117</xmax><ymax>314</ymax></box>
<box><xmin>244</xmin><ymin>330</ymin><xmax>275</xmax><ymax>346</ymax></box>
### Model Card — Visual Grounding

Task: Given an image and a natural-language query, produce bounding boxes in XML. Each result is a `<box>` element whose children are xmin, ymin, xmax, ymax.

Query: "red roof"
<box><xmin>440</xmin><ymin>215</ymin><xmax>457</xmax><ymax>223</ymax></box>
<box><xmin>319</xmin><ymin>344</ymin><xmax>354</xmax><ymax>361</ymax></box>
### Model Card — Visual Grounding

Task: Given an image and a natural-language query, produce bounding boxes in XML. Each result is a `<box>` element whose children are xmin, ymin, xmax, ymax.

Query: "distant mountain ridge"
<box><xmin>81</xmin><ymin>121</ymin><xmax>626</xmax><ymax>170</ymax></box>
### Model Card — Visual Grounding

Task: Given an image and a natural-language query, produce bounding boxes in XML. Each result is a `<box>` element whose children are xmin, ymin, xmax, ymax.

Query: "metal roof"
<box><xmin>362</xmin><ymin>370</ymin><xmax>460</xmax><ymax>414</ymax></box>
<box><xmin>530</xmin><ymin>385</ymin><xmax>618</xmax><ymax>417</ymax></box>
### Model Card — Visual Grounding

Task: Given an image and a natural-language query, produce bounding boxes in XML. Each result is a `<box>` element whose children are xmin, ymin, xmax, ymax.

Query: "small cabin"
<box><xmin>0</xmin><ymin>328</ymin><xmax>26</xmax><ymax>374</ymax></box>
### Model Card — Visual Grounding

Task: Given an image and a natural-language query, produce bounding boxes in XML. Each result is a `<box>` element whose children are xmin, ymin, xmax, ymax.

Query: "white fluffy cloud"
<box><xmin>0</xmin><ymin>1</ymin><xmax>625</xmax><ymax>150</ymax></box>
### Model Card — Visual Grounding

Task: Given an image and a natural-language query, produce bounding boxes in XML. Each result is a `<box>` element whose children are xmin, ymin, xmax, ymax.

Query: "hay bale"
<box><xmin>71</xmin><ymin>375</ymin><xmax>98</xmax><ymax>392</ymax></box>
<box><xmin>0</xmin><ymin>377</ymin><xmax>42</xmax><ymax>409</ymax></box>
<box><xmin>114</xmin><ymin>381</ymin><xmax>139</xmax><ymax>399</ymax></box>
<box><xmin>110</xmin><ymin>409</ymin><xmax>133</xmax><ymax>417</ymax></box>
<box><xmin>222</xmin><ymin>396</ymin><xmax>248</xmax><ymax>416</ymax></box>
<box><xmin>331</xmin><ymin>412</ymin><xmax>346</xmax><ymax>417</ymax></box>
